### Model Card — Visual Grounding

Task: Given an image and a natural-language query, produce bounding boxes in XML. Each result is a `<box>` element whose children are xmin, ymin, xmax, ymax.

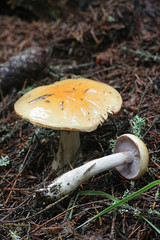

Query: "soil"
<box><xmin>0</xmin><ymin>0</ymin><xmax>160</xmax><ymax>239</ymax></box>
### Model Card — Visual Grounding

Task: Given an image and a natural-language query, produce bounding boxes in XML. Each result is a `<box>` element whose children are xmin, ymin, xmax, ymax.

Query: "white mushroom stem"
<box><xmin>38</xmin><ymin>134</ymin><xmax>149</xmax><ymax>200</ymax></box>
<box><xmin>52</xmin><ymin>131</ymin><xmax>81</xmax><ymax>173</ymax></box>
<box><xmin>42</xmin><ymin>151</ymin><xmax>134</xmax><ymax>200</ymax></box>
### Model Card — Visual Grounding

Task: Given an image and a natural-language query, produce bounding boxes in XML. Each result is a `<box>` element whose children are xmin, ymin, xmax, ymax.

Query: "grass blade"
<box><xmin>76</xmin><ymin>180</ymin><xmax>160</xmax><ymax>229</ymax></box>
<box><xmin>139</xmin><ymin>214</ymin><xmax>160</xmax><ymax>234</ymax></box>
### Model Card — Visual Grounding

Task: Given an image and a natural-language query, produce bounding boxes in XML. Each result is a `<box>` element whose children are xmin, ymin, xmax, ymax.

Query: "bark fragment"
<box><xmin>0</xmin><ymin>46</ymin><xmax>52</xmax><ymax>96</ymax></box>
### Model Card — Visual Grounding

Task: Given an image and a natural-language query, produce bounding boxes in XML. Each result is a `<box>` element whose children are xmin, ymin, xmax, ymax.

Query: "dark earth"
<box><xmin>0</xmin><ymin>0</ymin><xmax>160</xmax><ymax>239</ymax></box>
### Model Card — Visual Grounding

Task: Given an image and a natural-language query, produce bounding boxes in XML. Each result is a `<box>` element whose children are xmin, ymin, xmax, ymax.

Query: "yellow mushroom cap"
<box><xmin>14</xmin><ymin>78</ymin><xmax>122</xmax><ymax>132</ymax></box>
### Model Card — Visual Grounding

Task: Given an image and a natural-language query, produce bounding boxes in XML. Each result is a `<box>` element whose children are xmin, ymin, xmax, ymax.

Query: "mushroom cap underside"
<box><xmin>114</xmin><ymin>134</ymin><xmax>149</xmax><ymax>180</ymax></box>
<box><xmin>14</xmin><ymin>78</ymin><xmax>122</xmax><ymax>132</ymax></box>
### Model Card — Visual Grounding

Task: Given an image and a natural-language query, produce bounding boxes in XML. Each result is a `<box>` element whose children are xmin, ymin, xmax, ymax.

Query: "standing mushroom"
<box><xmin>14</xmin><ymin>78</ymin><xmax>122</xmax><ymax>173</ymax></box>
<box><xmin>40</xmin><ymin>134</ymin><xmax>149</xmax><ymax>200</ymax></box>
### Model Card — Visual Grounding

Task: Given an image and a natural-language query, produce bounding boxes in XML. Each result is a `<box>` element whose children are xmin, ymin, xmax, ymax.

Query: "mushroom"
<box><xmin>14</xmin><ymin>78</ymin><xmax>122</xmax><ymax>174</ymax></box>
<box><xmin>39</xmin><ymin>134</ymin><xmax>149</xmax><ymax>200</ymax></box>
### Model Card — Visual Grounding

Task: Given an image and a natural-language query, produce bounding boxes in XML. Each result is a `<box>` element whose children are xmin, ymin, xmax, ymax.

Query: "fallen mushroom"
<box><xmin>14</xmin><ymin>78</ymin><xmax>122</xmax><ymax>174</ymax></box>
<box><xmin>39</xmin><ymin>134</ymin><xmax>149</xmax><ymax>200</ymax></box>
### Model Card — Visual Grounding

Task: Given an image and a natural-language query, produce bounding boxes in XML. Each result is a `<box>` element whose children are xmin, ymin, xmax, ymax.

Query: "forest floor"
<box><xmin>0</xmin><ymin>0</ymin><xmax>160</xmax><ymax>239</ymax></box>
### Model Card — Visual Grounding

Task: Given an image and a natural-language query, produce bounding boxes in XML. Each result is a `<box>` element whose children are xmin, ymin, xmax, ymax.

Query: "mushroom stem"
<box><xmin>52</xmin><ymin>131</ymin><xmax>81</xmax><ymax>173</ymax></box>
<box><xmin>43</xmin><ymin>151</ymin><xmax>134</xmax><ymax>200</ymax></box>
